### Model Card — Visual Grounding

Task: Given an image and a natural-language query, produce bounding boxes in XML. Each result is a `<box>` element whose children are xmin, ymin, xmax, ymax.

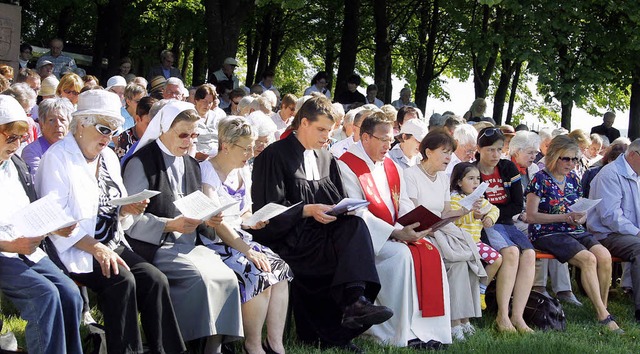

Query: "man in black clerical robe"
<box><xmin>250</xmin><ymin>97</ymin><xmax>391</xmax><ymax>351</ymax></box>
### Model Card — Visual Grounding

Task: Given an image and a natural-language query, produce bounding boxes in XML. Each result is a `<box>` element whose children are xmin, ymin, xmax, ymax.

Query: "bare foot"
<box><xmin>496</xmin><ymin>317</ymin><xmax>516</xmax><ymax>332</ymax></box>
<box><xmin>511</xmin><ymin>318</ymin><xmax>534</xmax><ymax>333</ymax></box>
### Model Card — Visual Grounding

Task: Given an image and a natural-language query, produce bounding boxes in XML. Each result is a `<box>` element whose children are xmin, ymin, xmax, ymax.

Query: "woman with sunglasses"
<box><xmin>201</xmin><ymin>116</ymin><xmax>292</xmax><ymax>354</ymax></box>
<box><xmin>123</xmin><ymin>100</ymin><xmax>243</xmax><ymax>353</ymax></box>
<box><xmin>0</xmin><ymin>95</ymin><xmax>83</xmax><ymax>354</ymax></box>
<box><xmin>525</xmin><ymin>135</ymin><xmax>622</xmax><ymax>333</ymax></box>
<box><xmin>475</xmin><ymin>127</ymin><xmax>535</xmax><ymax>333</ymax></box>
<box><xmin>55</xmin><ymin>72</ymin><xmax>83</xmax><ymax>106</ymax></box>
<box><xmin>36</xmin><ymin>90</ymin><xmax>186</xmax><ymax>353</ymax></box>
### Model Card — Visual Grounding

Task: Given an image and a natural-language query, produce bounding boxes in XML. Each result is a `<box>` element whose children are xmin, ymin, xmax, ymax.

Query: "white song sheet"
<box><xmin>569</xmin><ymin>198</ymin><xmax>601</xmax><ymax>213</ymax></box>
<box><xmin>243</xmin><ymin>202</ymin><xmax>302</xmax><ymax>228</ymax></box>
<box><xmin>457</xmin><ymin>182</ymin><xmax>489</xmax><ymax>211</ymax></box>
<box><xmin>110</xmin><ymin>189</ymin><xmax>161</xmax><ymax>206</ymax></box>
<box><xmin>173</xmin><ymin>190</ymin><xmax>239</xmax><ymax>221</ymax></box>
<box><xmin>11</xmin><ymin>194</ymin><xmax>78</xmax><ymax>237</ymax></box>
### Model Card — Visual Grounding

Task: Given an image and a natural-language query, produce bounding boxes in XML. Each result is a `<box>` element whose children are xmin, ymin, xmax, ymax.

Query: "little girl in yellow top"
<box><xmin>450</xmin><ymin>162</ymin><xmax>503</xmax><ymax>309</ymax></box>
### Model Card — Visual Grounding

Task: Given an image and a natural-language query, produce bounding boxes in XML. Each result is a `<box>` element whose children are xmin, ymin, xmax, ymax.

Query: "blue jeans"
<box><xmin>0</xmin><ymin>256</ymin><xmax>83</xmax><ymax>354</ymax></box>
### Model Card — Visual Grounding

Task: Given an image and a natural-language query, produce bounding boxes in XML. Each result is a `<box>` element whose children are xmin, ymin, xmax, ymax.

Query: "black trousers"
<box><xmin>71</xmin><ymin>245</ymin><xmax>186</xmax><ymax>354</ymax></box>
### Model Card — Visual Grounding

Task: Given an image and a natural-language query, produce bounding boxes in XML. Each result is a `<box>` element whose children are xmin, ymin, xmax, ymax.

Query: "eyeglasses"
<box><xmin>94</xmin><ymin>124</ymin><xmax>115</xmax><ymax>136</ymax></box>
<box><xmin>371</xmin><ymin>135</ymin><xmax>394</xmax><ymax>144</ymax></box>
<box><xmin>255</xmin><ymin>139</ymin><xmax>269</xmax><ymax>147</ymax></box>
<box><xmin>0</xmin><ymin>131</ymin><xmax>29</xmax><ymax>144</ymax></box>
<box><xmin>174</xmin><ymin>130</ymin><xmax>199</xmax><ymax>140</ymax></box>
<box><xmin>63</xmin><ymin>89</ymin><xmax>80</xmax><ymax>96</ymax></box>
<box><xmin>233</xmin><ymin>143</ymin><xmax>254</xmax><ymax>154</ymax></box>
<box><xmin>558</xmin><ymin>156</ymin><xmax>579</xmax><ymax>163</ymax></box>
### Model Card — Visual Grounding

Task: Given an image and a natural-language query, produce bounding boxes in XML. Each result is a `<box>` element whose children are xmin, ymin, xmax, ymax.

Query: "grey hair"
<box><xmin>124</xmin><ymin>83</ymin><xmax>147</xmax><ymax>100</ymax></box>
<box><xmin>538</xmin><ymin>127</ymin><xmax>553</xmax><ymax>142</ymax></box>
<box><xmin>509</xmin><ymin>131</ymin><xmax>541</xmax><ymax>156</ymax></box>
<box><xmin>217</xmin><ymin>116</ymin><xmax>256</xmax><ymax>148</ymax></box>
<box><xmin>165</xmin><ymin>77</ymin><xmax>184</xmax><ymax>88</ymax></box>
<box><xmin>38</xmin><ymin>97</ymin><xmax>74</xmax><ymax>124</ymax></box>
<box><xmin>599</xmin><ymin>134</ymin><xmax>610</xmax><ymax>148</ymax></box>
<box><xmin>354</xmin><ymin>109</ymin><xmax>375</xmax><ymax>127</ymax></box>
<box><xmin>250</xmin><ymin>96</ymin><xmax>272</xmax><ymax>115</ymax></box>
<box><xmin>453</xmin><ymin>124</ymin><xmax>478</xmax><ymax>146</ymax></box>
<box><xmin>342</xmin><ymin>107</ymin><xmax>363</xmax><ymax>125</ymax></box>
<box><xmin>2</xmin><ymin>83</ymin><xmax>36</xmax><ymax>111</ymax></box>
<box><xmin>237</xmin><ymin>96</ymin><xmax>256</xmax><ymax>116</ymax></box>
<box><xmin>627</xmin><ymin>138</ymin><xmax>640</xmax><ymax>154</ymax></box>
<box><xmin>69</xmin><ymin>114</ymin><xmax>122</xmax><ymax>134</ymax></box>
<box><xmin>589</xmin><ymin>133</ymin><xmax>603</xmax><ymax>147</ymax></box>
<box><xmin>551</xmin><ymin>127</ymin><xmax>568</xmax><ymax>138</ymax></box>
<box><xmin>261</xmin><ymin>90</ymin><xmax>277</xmax><ymax>109</ymax></box>
<box><xmin>332</xmin><ymin>103</ymin><xmax>345</xmax><ymax>120</ymax></box>
<box><xmin>295</xmin><ymin>95</ymin><xmax>312</xmax><ymax>112</ymax></box>
<box><xmin>612</xmin><ymin>137</ymin><xmax>631</xmax><ymax>146</ymax></box>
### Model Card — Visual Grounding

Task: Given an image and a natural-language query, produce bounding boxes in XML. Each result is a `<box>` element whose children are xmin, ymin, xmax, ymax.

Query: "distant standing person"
<box><xmin>211</xmin><ymin>57</ymin><xmax>240</xmax><ymax>89</ymax></box>
<box><xmin>590</xmin><ymin>112</ymin><xmax>620</xmax><ymax>143</ymax></box>
<box><xmin>36</xmin><ymin>38</ymin><xmax>77</xmax><ymax>79</ymax></box>
<box><xmin>391</xmin><ymin>88</ymin><xmax>417</xmax><ymax>110</ymax></box>
<box><xmin>335</xmin><ymin>74</ymin><xmax>366</xmax><ymax>109</ymax></box>
<box><xmin>366</xmin><ymin>84</ymin><xmax>384</xmax><ymax>108</ymax></box>
<box><xmin>18</xmin><ymin>43</ymin><xmax>34</xmax><ymax>69</ymax></box>
<box><xmin>147</xmin><ymin>50</ymin><xmax>184</xmax><ymax>82</ymax></box>
<box><xmin>119</xmin><ymin>57</ymin><xmax>136</xmax><ymax>83</ymax></box>
<box><xmin>304</xmin><ymin>71</ymin><xmax>332</xmax><ymax>100</ymax></box>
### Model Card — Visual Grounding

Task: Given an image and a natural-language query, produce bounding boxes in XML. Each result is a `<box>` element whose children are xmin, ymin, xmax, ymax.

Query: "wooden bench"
<box><xmin>535</xmin><ymin>250</ymin><xmax>623</xmax><ymax>263</ymax></box>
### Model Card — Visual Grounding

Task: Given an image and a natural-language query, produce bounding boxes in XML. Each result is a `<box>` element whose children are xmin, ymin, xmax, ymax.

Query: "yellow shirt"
<box><xmin>450</xmin><ymin>193</ymin><xmax>500</xmax><ymax>242</ymax></box>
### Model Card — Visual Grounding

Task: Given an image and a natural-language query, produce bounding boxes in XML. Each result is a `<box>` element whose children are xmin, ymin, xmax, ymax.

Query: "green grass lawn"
<box><xmin>2</xmin><ymin>288</ymin><xmax>639</xmax><ymax>353</ymax></box>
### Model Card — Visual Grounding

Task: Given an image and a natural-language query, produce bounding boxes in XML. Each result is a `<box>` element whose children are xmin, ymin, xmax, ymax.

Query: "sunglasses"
<box><xmin>175</xmin><ymin>130</ymin><xmax>199</xmax><ymax>140</ymax></box>
<box><xmin>558</xmin><ymin>156</ymin><xmax>579</xmax><ymax>163</ymax></box>
<box><xmin>1</xmin><ymin>131</ymin><xmax>29</xmax><ymax>144</ymax></box>
<box><xmin>94</xmin><ymin>124</ymin><xmax>115</xmax><ymax>136</ymax></box>
<box><xmin>478</xmin><ymin>128</ymin><xmax>503</xmax><ymax>141</ymax></box>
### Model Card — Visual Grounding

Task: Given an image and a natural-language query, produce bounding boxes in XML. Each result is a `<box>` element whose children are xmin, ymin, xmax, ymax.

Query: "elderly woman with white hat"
<box><xmin>0</xmin><ymin>95</ymin><xmax>83</xmax><ymax>354</ymax></box>
<box><xmin>122</xmin><ymin>100</ymin><xmax>243</xmax><ymax>353</ymax></box>
<box><xmin>388</xmin><ymin>118</ymin><xmax>428</xmax><ymax>169</ymax></box>
<box><xmin>35</xmin><ymin>90</ymin><xmax>186</xmax><ymax>354</ymax></box>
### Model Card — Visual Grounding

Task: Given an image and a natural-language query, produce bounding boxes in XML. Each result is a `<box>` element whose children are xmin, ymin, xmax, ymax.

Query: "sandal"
<box><xmin>599</xmin><ymin>314</ymin><xmax>625</xmax><ymax>334</ymax></box>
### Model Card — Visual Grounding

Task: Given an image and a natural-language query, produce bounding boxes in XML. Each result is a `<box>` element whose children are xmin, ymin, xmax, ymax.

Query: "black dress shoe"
<box><xmin>407</xmin><ymin>338</ymin><xmax>446</xmax><ymax>351</ymax></box>
<box><xmin>341</xmin><ymin>296</ymin><xmax>394</xmax><ymax>329</ymax></box>
<box><xmin>262</xmin><ymin>339</ymin><xmax>282</xmax><ymax>354</ymax></box>
<box><xmin>320</xmin><ymin>341</ymin><xmax>365</xmax><ymax>354</ymax></box>
<box><xmin>635</xmin><ymin>309</ymin><xmax>640</xmax><ymax>324</ymax></box>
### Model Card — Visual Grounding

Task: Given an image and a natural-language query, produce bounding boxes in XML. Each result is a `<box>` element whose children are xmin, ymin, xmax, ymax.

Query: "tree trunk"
<box><xmin>203</xmin><ymin>0</ymin><xmax>254</xmax><ymax>83</ymax></box>
<box><xmin>561</xmin><ymin>100</ymin><xmax>573</xmax><ymax>130</ymax></box>
<box><xmin>245</xmin><ymin>13</ymin><xmax>259</xmax><ymax>88</ymax></box>
<box><xmin>472</xmin><ymin>5</ymin><xmax>501</xmax><ymax>99</ymax></box>
<box><xmin>335</xmin><ymin>0</ymin><xmax>361</xmax><ymax>99</ymax></box>
<box><xmin>492</xmin><ymin>58</ymin><xmax>514</xmax><ymax>125</ymax></box>
<box><xmin>629</xmin><ymin>66</ymin><xmax>640</xmax><ymax>140</ymax></box>
<box><xmin>255</xmin><ymin>9</ymin><xmax>273</xmax><ymax>86</ymax></box>
<box><xmin>505</xmin><ymin>62</ymin><xmax>522</xmax><ymax>124</ymax></box>
<box><xmin>192</xmin><ymin>45</ymin><xmax>206</xmax><ymax>86</ymax></box>
<box><xmin>414</xmin><ymin>0</ymin><xmax>440</xmax><ymax>112</ymax></box>
<box><xmin>91</xmin><ymin>4</ymin><xmax>108</xmax><ymax>79</ymax></box>
<box><xmin>267</xmin><ymin>8</ymin><xmax>285</xmax><ymax>72</ymax></box>
<box><xmin>373</xmin><ymin>0</ymin><xmax>392</xmax><ymax>103</ymax></box>
<box><xmin>56</xmin><ymin>6</ymin><xmax>74</xmax><ymax>40</ymax></box>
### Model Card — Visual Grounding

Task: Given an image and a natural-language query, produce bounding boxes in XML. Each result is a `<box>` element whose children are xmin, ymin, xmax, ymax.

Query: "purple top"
<box><xmin>21</xmin><ymin>136</ymin><xmax>51</xmax><ymax>176</ymax></box>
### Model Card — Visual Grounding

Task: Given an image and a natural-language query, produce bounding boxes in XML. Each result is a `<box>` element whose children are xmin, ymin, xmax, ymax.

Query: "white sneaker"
<box><xmin>451</xmin><ymin>325</ymin><xmax>466</xmax><ymax>341</ymax></box>
<box><xmin>82</xmin><ymin>311</ymin><xmax>97</xmax><ymax>325</ymax></box>
<box><xmin>462</xmin><ymin>322</ymin><xmax>476</xmax><ymax>336</ymax></box>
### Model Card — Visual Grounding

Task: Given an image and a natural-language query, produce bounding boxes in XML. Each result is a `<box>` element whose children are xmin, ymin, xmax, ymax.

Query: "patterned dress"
<box><xmin>200</xmin><ymin>161</ymin><xmax>293</xmax><ymax>303</ymax></box>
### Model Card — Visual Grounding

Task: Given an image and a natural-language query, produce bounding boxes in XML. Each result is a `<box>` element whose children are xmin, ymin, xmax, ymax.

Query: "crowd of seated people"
<box><xmin>1</xmin><ymin>47</ymin><xmax>638</xmax><ymax>354</ymax></box>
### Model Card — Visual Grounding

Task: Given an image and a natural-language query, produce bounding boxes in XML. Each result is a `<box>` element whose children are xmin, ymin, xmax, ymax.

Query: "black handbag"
<box><xmin>523</xmin><ymin>290</ymin><xmax>567</xmax><ymax>331</ymax></box>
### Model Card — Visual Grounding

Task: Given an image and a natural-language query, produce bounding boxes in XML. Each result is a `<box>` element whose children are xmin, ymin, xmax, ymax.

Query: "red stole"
<box><xmin>340</xmin><ymin>151</ymin><xmax>445</xmax><ymax>317</ymax></box>
<box><xmin>339</xmin><ymin>152</ymin><xmax>400</xmax><ymax>225</ymax></box>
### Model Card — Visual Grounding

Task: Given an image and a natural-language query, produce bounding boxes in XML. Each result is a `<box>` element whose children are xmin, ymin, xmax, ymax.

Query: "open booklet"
<box><xmin>569</xmin><ymin>198</ymin><xmax>601</xmax><ymax>213</ymax></box>
<box><xmin>173</xmin><ymin>190</ymin><xmax>239</xmax><ymax>221</ymax></box>
<box><xmin>243</xmin><ymin>202</ymin><xmax>302</xmax><ymax>228</ymax></box>
<box><xmin>110</xmin><ymin>189</ymin><xmax>161</xmax><ymax>206</ymax></box>
<box><xmin>397</xmin><ymin>205</ymin><xmax>460</xmax><ymax>232</ymax></box>
<box><xmin>325</xmin><ymin>198</ymin><xmax>370</xmax><ymax>216</ymax></box>
<box><xmin>11</xmin><ymin>194</ymin><xmax>81</xmax><ymax>237</ymax></box>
